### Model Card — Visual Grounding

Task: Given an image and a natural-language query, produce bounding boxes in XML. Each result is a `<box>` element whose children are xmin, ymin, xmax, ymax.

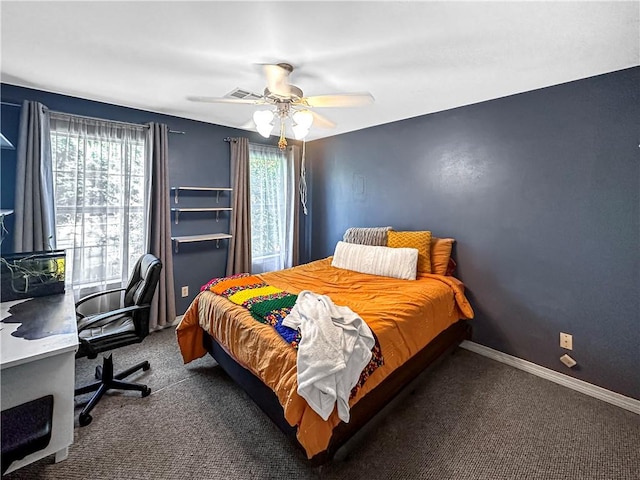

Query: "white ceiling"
<box><xmin>1</xmin><ymin>1</ymin><xmax>638</xmax><ymax>141</ymax></box>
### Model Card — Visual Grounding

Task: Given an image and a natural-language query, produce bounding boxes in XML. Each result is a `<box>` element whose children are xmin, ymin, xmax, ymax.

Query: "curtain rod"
<box><xmin>1</xmin><ymin>102</ymin><xmax>184</xmax><ymax>134</ymax></box>
<box><xmin>50</xmin><ymin>110</ymin><xmax>185</xmax><ymax>134</ymax></box>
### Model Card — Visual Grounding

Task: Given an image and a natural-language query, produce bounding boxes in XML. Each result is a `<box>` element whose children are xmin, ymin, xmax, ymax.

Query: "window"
<box><xmin>249</xmin><ymin>143</ymin><xmax>296</xmax><ymax>273</ymax></box>
<box><xmin>49</xmin><ymin>113</ymin><xmax>149</xmax><ymax>289</ymax></box>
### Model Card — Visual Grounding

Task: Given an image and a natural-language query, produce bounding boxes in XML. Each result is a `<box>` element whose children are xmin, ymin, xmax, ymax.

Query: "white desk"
<box><xmin>1</xmin><ymin>292</ymin><xmax>78</xmax><ymax>475</ymax></box>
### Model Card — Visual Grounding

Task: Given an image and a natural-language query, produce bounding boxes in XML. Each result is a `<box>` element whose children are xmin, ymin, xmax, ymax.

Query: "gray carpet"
<box><xmin>5</xmin><ymin>327</ymin><xmax>639</xmax><ymax>480</ymax></box>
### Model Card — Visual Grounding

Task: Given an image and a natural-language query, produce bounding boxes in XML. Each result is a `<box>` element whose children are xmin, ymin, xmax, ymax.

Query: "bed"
<box><xmin>176</xmin><ymin>236</ymin><xmax>474</xmax><ymax>463</ymax></box>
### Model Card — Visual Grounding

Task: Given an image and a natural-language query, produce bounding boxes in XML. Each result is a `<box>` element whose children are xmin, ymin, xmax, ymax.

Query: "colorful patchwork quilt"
<box><xmin>200</xmin><ymin>273</ymin><xmax>384</xmax><ymax>397</ymax></box>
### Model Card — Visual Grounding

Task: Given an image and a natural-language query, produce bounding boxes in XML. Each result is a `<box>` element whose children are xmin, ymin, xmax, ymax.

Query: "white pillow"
<box><xmin>331</xmin><ymin>241</ymin><xmax>418</xmax><ymax>280</ymax></box>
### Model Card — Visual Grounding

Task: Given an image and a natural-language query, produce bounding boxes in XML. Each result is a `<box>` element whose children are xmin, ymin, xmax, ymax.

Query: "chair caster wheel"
<box><xmin>142</xmin><ymin>386</ymin><xmax>151</xmax><ymax>397</ymax></box>
<box><xmin>95</xmin><ymin>365</ymin><xmax>103</xmax><ymax>379</ymax></box>
<box><xmin>142</xmin><ymin>361</ymin><xmax>151</xmax><ymax>371</ymax></box>
<box><xmin>79</xmin><ymin>413</ymin><xmax>92</xmax><ymax>427</ymax></box>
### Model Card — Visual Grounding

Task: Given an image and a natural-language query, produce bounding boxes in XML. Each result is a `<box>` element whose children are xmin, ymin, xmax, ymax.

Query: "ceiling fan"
<box><xmin>187</xmin><ymin>63</ymin><xmax>374</xmax><ymax>148</ymax></box>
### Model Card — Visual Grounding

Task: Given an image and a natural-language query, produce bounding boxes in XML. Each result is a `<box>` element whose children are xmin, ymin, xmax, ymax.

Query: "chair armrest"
<box><xmin>77</xmin><ymin>304</ymin><xmax>150</xmax><ymax>333</ymax></box>
<box><xmin>75</xmin><ymin>287</ymin><xmax>126</xmax><ymax>309</ymax></box>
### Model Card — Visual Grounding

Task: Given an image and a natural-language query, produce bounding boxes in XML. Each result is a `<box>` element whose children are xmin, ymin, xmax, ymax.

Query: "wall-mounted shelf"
<box><xmin>171</xmin><ymin>186</ymin><xmax>233</xmax><ymax>204</ymax></box>
<box><xmin>170</xmin><ymin>186</ymin><xmax>233</xmax><ymax>253</ymax></box>
<box><xmin>171</xmin><ymin>233</ymin><xmax>232</xmax><ymax>253</ymax></box>
<box><xmin>171</xmin><ymin>207</ymin><xmax>232</xmax><ymax>224</ymax></box>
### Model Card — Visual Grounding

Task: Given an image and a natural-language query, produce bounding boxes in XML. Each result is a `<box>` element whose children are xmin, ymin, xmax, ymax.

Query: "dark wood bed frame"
<box><xmin>203</xmin><ymin>319</ymin><xmax>471</xmax><ymax>464</ymax></box>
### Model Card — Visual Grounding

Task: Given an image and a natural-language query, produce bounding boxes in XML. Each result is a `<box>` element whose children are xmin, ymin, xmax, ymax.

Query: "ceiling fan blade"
<box><xmin>304</xmin><ymin>93</ymin><xmax>374</xmax><ymax>108</ymax></box>
<box><xmin>310</xmin><ymin>110</ymin><xmax>336</xmax><ymax>129</ymax></box>
<box><xmin>187</xmin><ymin>96</ymin><xmax>264</xmax><ymax>105</ymax></box>
<box><xmin>263</xmin><ymin>63</ymin><xmax>292</xmax><ymax>97</ymax></box>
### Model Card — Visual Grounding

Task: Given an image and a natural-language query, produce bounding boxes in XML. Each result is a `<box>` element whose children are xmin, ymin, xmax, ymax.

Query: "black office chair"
<box><xmin>74</xmin><ymin>253</ymin><xmax>162</xmax><ymax>426</ymax></box>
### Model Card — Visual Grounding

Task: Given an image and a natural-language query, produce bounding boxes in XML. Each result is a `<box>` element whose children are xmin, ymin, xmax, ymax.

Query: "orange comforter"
<box><xmin>176</xmin><ymin>258</ymin><xmax>474</xmax><ymax>458</ymax></box>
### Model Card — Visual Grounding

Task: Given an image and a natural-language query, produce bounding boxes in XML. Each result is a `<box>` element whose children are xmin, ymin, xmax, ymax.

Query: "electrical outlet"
<box><xmin>560</xmin><ymin>332</ymin><xmax>573</xmax><ymax>350</ymax></box>
<box><xmin>181</xmin><ymin>286</ymin><xmax>189</xmax><ymax>298</ymax></box>
<box><xmin>560</xmin><ymin>354</ymin><xmax>577</xmax><ymax>368</ymax></box>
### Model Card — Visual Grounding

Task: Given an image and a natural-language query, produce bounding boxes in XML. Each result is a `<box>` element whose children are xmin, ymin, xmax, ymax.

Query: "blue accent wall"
<box><xmin>0</xmin><ymin>84</ymin><xmax>292</xmax><ymax>314</ymax></box>
<box><xmin>305</xmin><ymin>67</ymin><xmax>640</xmax><ymax>399</ymax></box>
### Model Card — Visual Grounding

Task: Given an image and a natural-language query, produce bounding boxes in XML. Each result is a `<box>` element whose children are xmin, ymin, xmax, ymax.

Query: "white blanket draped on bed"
<box><xmin>283</xmin><ymin>290</ymin><xmax>375</xmax><ymax>422</ymax></box>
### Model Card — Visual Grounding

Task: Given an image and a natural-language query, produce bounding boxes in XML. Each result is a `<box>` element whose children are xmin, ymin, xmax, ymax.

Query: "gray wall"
<box><xmin>305</xmin><ymin>67</ymin><xmax>639</xmax><ymax>400</ymax></box>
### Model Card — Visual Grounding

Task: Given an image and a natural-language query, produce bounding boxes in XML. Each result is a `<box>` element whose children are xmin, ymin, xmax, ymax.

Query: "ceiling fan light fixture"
<box><xmin>293</xmin><ymin>109</ymin><xmax>313</xmax><ymax>130</ymax></box>
<box><xmin>253</xmin><ymin>110</ymin><xmax>275</xmax><ymax>138</ymax></box>
<box><xmin>292</xmin><ymin>124</ymin><xmax>310</xmax><ymax>140</ymax></box>
<box><xmin>256</xmin><ymin>123</ymin><xmax>274</xmax><ymax>138</ymax></box>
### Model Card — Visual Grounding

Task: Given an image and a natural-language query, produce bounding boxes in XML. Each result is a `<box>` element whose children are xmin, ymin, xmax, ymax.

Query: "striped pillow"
<box><xmin>342</xmin><ymin>226</ymin><xmax>393</xmax><ymax>246</ymax></box>
<box><xmin>331</xmin><ymin>241</ymin><xmax>418</xmax><ymax>280</ymax></box>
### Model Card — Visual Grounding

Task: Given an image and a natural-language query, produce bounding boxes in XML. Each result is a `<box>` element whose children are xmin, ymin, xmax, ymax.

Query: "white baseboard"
<box><xmin>460</xmin><ymin>340</ymin><xmax>640</xmax><ymax>415</ymax></box>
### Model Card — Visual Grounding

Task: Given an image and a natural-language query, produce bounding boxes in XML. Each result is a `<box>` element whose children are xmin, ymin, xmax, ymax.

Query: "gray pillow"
<box><xmin>342</xmin><ymin>226</ymin><xmax>392</xmax><ymax>246</ymax></box>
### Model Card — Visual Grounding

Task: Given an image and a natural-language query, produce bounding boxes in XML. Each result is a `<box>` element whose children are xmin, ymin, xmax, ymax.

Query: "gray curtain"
<box><xmin>147</xmin><ymin>123</ymin><xmax>176</xmax><ymax>330</ymax></box>
<box><xmin>13</xmin><ymin>101</ymin><xmax>56</xmax><ymax>252</ymax></box>
<box><xmin>226</xmin><ymin>137</ymin><xmax>252</xmax><ymax>275</ymax></box>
